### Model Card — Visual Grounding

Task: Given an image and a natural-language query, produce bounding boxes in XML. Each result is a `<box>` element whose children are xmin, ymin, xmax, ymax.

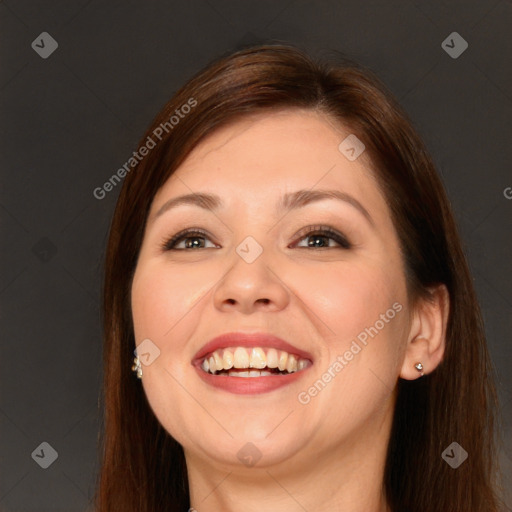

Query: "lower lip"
<box><xmin>193</xmin><ymin>365</ymin><xmax>312</xmax><ymax>394</ymax></box>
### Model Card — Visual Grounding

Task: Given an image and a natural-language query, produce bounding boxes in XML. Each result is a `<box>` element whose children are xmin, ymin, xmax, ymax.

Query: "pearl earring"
<box><xmin>132</xmin><ymin>354</ymin><xmax>142</xmax><ymax>379</ymax></box>
<box><xmin>414</xmin><ymin>362</ymin><xmax>424</xmax><ymax>377</ymax></box>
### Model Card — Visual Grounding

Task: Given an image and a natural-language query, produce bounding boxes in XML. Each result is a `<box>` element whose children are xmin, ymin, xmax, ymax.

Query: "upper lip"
<box><xmin>192</xmin><ymin>332</ymin><xmax>314</xmax><ymax>365</ymax></box>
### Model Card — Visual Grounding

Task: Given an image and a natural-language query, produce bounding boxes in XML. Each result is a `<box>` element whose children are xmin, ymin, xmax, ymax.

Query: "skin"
<box><xmin>131</xmin><ymin>109</ymin><xmax>449</xmax><ymax>512</ymax></box>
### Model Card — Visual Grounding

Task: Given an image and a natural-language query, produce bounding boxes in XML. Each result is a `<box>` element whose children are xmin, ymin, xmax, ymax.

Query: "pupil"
<box><xmin>308</xmin><ymin>235</ymin><xmax>327</xmax><ymax>247</ymax></box>
<box><xmin>186</xmin><ymin>237</ymin><xmax>203</xmax><ymax>249</ymax></box>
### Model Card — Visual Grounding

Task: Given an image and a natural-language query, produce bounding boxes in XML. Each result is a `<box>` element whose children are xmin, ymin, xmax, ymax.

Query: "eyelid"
<box><xmin>160</xmin><ymin>227</ymin><xmax>216</xmax><ymax>251</ymax></box>
<box><xmin>161</xmin><ymin>225</ymin><xmax>352</xmax><ymax>251</ymax></box>
<box><xmin>291</xmin><ymin>224</ymin><xmax>352</xmax><ymax>249</ymax></box>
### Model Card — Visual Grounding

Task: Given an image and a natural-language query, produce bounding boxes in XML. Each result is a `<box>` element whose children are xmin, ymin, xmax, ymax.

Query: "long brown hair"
<box><xmin>95</xmin><ymin>44</ymin><xmax>503</xmax><ymax>511</ymax></box>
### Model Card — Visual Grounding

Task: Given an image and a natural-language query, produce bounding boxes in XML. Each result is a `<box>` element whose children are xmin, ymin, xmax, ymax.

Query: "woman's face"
<box><xmin>131</xmin><ymin>109</ymin><xmax>411</xmax><ymax>471</ymax></box>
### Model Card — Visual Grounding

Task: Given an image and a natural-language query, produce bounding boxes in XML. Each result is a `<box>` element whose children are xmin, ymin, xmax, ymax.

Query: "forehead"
<box><xmin>151</xmin><ymin>109</ymin><xmax>386</xmax><ymax>219</ymax></box>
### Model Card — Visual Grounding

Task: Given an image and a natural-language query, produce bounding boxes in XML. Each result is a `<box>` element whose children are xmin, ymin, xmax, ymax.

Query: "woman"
<box><xmin>95</xmin><ymin>44</ymin><xmax>503</xmax><ymax>511</ymax></box>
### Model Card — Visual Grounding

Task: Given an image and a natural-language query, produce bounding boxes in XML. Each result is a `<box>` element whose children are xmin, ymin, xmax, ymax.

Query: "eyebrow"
<box><xmin>152</xmin><ymin>189</ymin><xmax>374</xmax><ymax>227</ymax></box>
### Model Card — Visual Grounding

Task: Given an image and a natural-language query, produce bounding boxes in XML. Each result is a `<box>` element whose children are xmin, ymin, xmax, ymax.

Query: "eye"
<box><xmin>292</xmin><ymin>225</ymin><xmax>352</xmax><ymax>249</ymax></box>
<box><xmin>161</xmin><ymin>225</ymin><xmax>352</xmax><ymax>252</ymax></box>
<box><xmin>161</xmin><ymin>228</ymin><xmax>218</xmax><ymax>251</ymax></box>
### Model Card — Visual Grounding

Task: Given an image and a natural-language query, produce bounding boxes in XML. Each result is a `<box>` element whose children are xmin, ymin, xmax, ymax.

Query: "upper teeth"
<box><xmin>201</xmin><ymin>347</ymin><xmax>310</xmax><ymax>375</ymax></box>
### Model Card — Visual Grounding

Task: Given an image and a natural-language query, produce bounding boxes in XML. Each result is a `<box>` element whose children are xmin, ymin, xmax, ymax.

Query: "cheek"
<box><xmin>296</xmin><ymin>263</ymin><xmax>407</xmax><ymax>429</ymax></box>
<box><xmin>301</xmin><ymin>258</ymin><xmax>408</xmax><ymax>396</ymax></box>
<box><xmin>131</xmin><ymin>260</ymin><xmax>213</xmax><ymax>342</ymax></box>
<box><xmin>300</xmin><ymin>259</ymin><xmax>404</xmax><ymax>343</ymax></box>
<box><xmin>131</xmin><ymin>262</ymin><xmax>214</xmax><ymax>439</ymax></box>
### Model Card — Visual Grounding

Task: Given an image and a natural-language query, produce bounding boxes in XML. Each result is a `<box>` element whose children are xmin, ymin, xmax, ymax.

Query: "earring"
<box><xmin>132</xmin><ymin>354</ymin><xmax>142</xmax><ymax>379</ymax></box>
<box><xmin>414</xmin><ymin>362</ymin><xmax>424</xmax><ymax>377</ymax></box>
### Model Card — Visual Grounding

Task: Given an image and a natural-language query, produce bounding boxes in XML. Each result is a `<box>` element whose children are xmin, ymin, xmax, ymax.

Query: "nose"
<box><xmin>212</xmin><ymin>247</ymin><xmax>290</xmax><ymax>314</ymax></box>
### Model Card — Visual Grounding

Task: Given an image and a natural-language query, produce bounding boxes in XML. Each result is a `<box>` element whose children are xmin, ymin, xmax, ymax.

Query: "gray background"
<box><xmin>1</xmin><ymin>0</ymin><xmax>511</xmax><ymax>510</ymax></box>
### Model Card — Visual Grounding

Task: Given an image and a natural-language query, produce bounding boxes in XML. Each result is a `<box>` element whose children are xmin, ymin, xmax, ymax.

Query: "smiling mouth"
<box><xmin>200</xmin><ymin>346</ymin><xmax>312</xmax><ymax>377</ymax></box>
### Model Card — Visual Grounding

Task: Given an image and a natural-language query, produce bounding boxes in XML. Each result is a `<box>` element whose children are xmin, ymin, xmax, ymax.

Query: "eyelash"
<box><xmin>161</xmin><ymin>225</ymin><xmax>352</xmax><ymax>251</ymax></box>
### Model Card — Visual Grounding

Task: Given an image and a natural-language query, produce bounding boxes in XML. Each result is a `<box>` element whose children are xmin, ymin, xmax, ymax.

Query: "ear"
<box><xmin>400</xmin><ymin>284</ymin><xmax>450</xmax><ymax>380</ymax></box>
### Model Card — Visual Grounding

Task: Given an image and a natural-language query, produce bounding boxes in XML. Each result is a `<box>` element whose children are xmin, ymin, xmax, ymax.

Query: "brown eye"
<box><xmin>162</xmin><ymin>229</ymin><xmax>217</xmax><ymax>251</ymax></box>
<box><xmin>161</xmin><ymin>225</ymin><xmax>352</xmax><ymax>252</ymax></box>
<box><xmin>292</xmin><ymin>225</ymin><xmax>351</xmax><ymax>249</ymax></box>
